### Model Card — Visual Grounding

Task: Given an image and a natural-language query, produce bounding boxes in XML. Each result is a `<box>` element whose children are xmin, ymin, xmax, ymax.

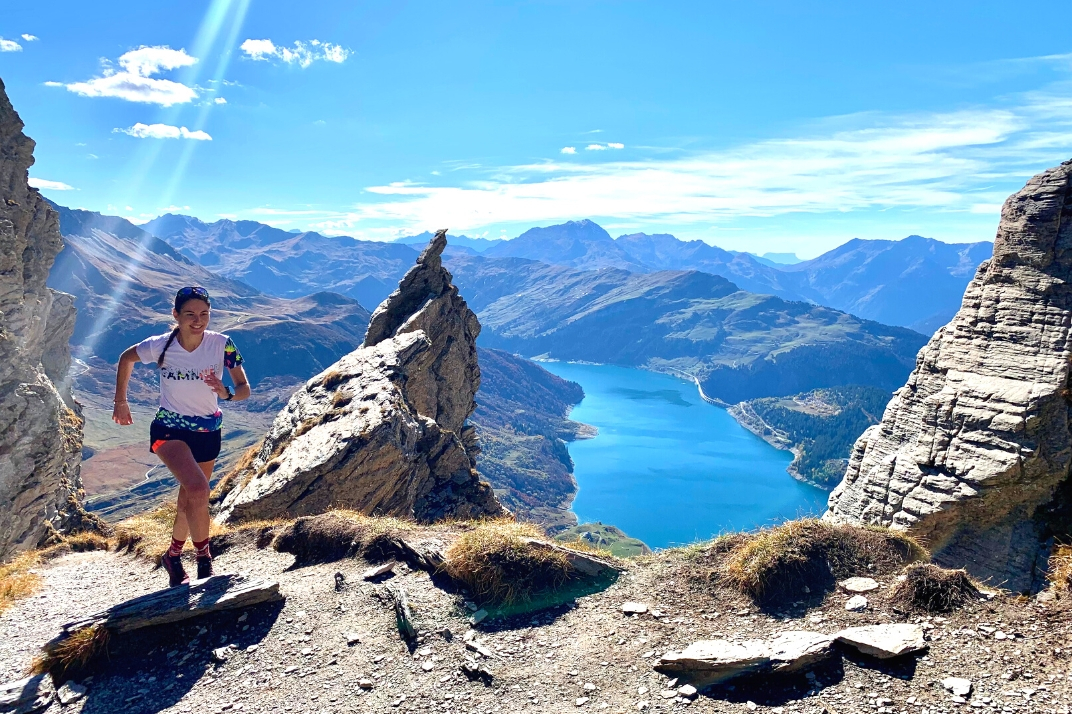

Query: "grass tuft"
<box><xmin>889</xmin><ymin>563</ymin><xmax>981</xmax><ymax>613</ymax></box>
<box><xmin>444</xmin><ymin>520</ymin><xmax>574</xmax><ymax>606</ymax></box>
<box><xmin>273</xmin><ymin>510</ymin><xmax>416</xmax><ymax>566</ymax></box>
<box><xmin>721</xmin><ymin>519</ymin><xmax>926</xmax><ymax>606</ymax></box>
<box><xmin>320</xmin><ymin>370</ymin><xmax>347</xmax><ymax>389</ymax></box>
<box><xmin>1048</xmin><ymin>544</ymin><xmax>1072</xmax><ymax>592</ymax></box>
<box><xmin>33</xmin><ymin>624</ymin><xmax>110</xmax><ymax>680</ymax></box>
<box><xmin>0</xmin><ymin>551</ymin><xmax>43</xmax><ymax>614</ymax></box>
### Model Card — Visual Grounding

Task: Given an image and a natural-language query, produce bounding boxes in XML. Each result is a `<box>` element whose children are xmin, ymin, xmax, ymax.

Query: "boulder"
<box><xmin>835</xmin><ymin>623</ymin><xmax>926</xmax><ymax>659</ymax></box>
<box><xmin>0</xmin><ymin>78</ymin><xmax>93</xmax><ymax>561</ymax></box>
<box><xmin>825</xmin><ymin>159</ymin><xmax>1072</xmax><ymax>592</ymax></box>
<box><xmin>216</xmin><ymin>231</ymin><xmax>504</xmax><ymax>523</ymax></box>
<box><xmin>656</xmin><ymin>631</ymin><xmax>834</xmax><ymax>686</ymax></box>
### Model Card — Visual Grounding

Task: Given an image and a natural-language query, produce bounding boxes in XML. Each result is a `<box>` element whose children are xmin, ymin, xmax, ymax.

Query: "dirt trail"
<box><xmin>3</xmin><ymin>542</ymin><xmax>1072</xmax><ymax>714</ymax></box>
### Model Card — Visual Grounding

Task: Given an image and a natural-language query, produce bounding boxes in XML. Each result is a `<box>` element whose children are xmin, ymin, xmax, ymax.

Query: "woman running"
<box><xmin>112</xmin><ymin>286</ymin><xmax>250</xmax><ymax>586</ymax></box>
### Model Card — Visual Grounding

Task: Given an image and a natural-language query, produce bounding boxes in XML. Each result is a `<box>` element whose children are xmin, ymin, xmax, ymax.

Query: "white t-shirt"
<box><xmin>136</xmin><ymin>330</ymin><xmax>243</xmax><ymax>419</ymax></box>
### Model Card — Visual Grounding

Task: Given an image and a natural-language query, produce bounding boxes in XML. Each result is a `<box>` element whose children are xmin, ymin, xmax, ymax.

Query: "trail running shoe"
<box><xmin>197</xmin><ymin>556</ymin><xmax>214</xmax><ymax>580</ymax></box>
<box><xmin>161</xmin><ymin>551</ymin><xmax>189</xmax><ymax>587</ymax></box>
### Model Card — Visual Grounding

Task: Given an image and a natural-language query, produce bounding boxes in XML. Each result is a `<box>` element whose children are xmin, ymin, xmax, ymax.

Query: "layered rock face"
<box><xmin>217</xmin><ymin>231</ymin><xmax>504</xmax><ymax>523</ymax></box>
<box><xmin>825</xmin><ymin>160</ymin><xmax>1072</xmax><ymax>592</ymax></box>
<box><xmin>0</xmin><ymin>79</ymin><xmax>87</xmax><ymax>560</ymax></box>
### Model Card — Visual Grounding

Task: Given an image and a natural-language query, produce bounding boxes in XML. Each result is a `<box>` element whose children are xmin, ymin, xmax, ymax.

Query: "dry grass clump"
<box><xmin>722</xmin><ymin>519</ymin><xmax>926</xmax><ymax>606</ymax></box>
<box><xmin>1048</xmin><ymin>544</ymin><xmax>1072</xmax><ymax>592</ymax></box>
<box><xmin>273</xmin><ymin>510</ymin><xmax>417</xmax><ymax>566</ymax></box>
<box><xmin>889</xmin><ymin>563</ymin><xmax>981</xmax><ymax>613</ymax></box>
<box><xmin>0</xmin><ymin>551</ymin><xmax>43</xmax><ymax>614</ymax></box>
<box><xmin>320</xmin><ymin>370</ymin><xmax>347</xmax><ymax>389</ymax></box>
<box><xmin>32</xmin><ymin>624</ymin><xmax>110</xmax><ymax>680</ymax></box>
<box><xmin>444</xmin><ymin>520</ymin><xmax>574</xmax><ymax>606</ymax></box>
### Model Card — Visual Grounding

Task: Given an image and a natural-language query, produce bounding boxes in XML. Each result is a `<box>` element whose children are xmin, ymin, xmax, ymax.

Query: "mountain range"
<box><xmin>445</xmin><ymin>254</ymin><xmax>928</xmax><ymax>403</ymax></box>
<box><xmin>143</xmin><ymin>214</ymin><xmax>991</xmax><ymax>333</ymax></box>
<box><xmin>49</xmin><ymin>204</ymin><xmax>372</xmax><ymax>385</ymax></box>
<box><xmin>143</xmin><ymin>213</ymin><xmax>421</xmax><ymax>310</ymax></box>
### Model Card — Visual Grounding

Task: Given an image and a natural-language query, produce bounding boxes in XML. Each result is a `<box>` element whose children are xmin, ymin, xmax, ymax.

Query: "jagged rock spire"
<box><xmin>216</xmin><ymin>230</ymin><xmax>502</xmax><ymax>524</ymax></box>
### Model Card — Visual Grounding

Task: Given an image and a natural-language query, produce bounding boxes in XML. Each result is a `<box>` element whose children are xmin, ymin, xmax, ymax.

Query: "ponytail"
<box><xmin>157</xmin><ymin>327</ymin><xmax>180</xmax><ymax>368</ymax></box>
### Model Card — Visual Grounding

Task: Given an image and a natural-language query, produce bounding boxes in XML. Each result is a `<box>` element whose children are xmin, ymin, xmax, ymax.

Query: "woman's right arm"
<box><xmin>113</xmin><ymin>346</ymin><xmax>140</xmax><ymax>426</ymax></box>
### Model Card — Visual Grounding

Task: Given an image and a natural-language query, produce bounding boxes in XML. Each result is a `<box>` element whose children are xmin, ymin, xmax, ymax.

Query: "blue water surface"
<box><xmin>538</xmin><ymin>361</ymin><xmax>828</xmax><ymax>549</ymax></box>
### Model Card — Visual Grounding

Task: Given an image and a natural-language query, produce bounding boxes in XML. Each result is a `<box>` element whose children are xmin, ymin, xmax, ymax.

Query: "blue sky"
<box><xmin>2</xmin><ymin>1</ymin><xmax>1071</xmax><ymax>257</ymax></box>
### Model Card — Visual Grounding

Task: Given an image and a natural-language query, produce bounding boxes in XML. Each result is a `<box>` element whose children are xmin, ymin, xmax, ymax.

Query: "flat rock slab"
<box><xmin>656</xmin><ymin>631</ymin><xmax>834</xmax><ymax>686</ymax></box>
<box><xmin>839</xmin><ymin>577</ymin><xmax>879</xmax><ymax>593</ymax></box>
<box><xmin>0</xmin><ymin>675</ymin><xmax>54</xmax><ymax>714</ymax></box>
<box><xmin>622</xmin><ymin>602</ymin><xmax>649</xmax><ymax>615</ymax></box>
<box><xmin>48</xmin><ymin>574</ymin><xmax>282</xmax><ymax>647</ymax></box>
<box><xmin>836</xmin><ymin>624</ymin><xmax>926</xmax><ymax>659</ymax></box>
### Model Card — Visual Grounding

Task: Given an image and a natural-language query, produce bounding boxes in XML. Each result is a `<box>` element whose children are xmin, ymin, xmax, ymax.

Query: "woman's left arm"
<box><xmin>227</xmin><ymin>365</ymin><xmax>251</xmax><ymax>402</ymax></box>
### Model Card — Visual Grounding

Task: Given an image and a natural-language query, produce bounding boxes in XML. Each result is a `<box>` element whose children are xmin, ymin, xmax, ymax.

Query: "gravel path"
<box><xmin>3</xmin><ymin>542</ymin><xmax>1072</xmax><ymax>714</ymax></box>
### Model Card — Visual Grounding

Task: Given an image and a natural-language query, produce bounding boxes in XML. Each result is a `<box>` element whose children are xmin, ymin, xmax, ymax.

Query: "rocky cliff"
<box><xmin>825</xmin><ymin>159</ymin><xmax>1072</xmax><ymax>592</ymax></box>
<box><xmin>0</xmin><ymin>79</ymin><xmax>88</xmax><ymax>560</ymax></box>
<box><xmin>216</xmin><ymin>231</ymin><xmax>504</xmax><ymax>523</ymax></box>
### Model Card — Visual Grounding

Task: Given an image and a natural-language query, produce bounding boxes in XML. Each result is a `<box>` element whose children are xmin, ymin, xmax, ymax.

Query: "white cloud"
<box><xmin>28</xmin><ymin>178</ymin><xmax>75</xmax><ymax>191</ymax></box>
<box><xmin>65</xmin><ymin>46</ymin><xmax>198</xmax><ymax>106</ymax></box>
<box><xmin>585</xmin><ymin>142</ymin><xmax>624</xmax><ymax>150</ymax></box>
<box><xmin>214</xmin><ymin>97</ymin><xmax>227</xmax><ymax>104</ymax></box>
<box><xmin>43</xmin><ymin>81</ymin><xmax>63</xmax><ymax>87</ymax></box>
<box><xmin>289</xmin><ymin>87</ymin><xmax>1072</xmax><ymax>238</ymax></box>
<box><xmin>114</xmin><ymin>123</ymin><xmax>212</xmax><ymax>140</ymax></box>
<box><xmin>585</xmin><ymin>143</ymin><xmax>606</xmax><ymax>151</ymax></box>
<box><xmin>607</xmin><ymin>142</ymin><xmax>625</xmax><ymax>149</ymax></box>
<box><xmin>0</xmin><ymin>38</ymin><xmax>22</xmax><ymax>52</ymax></box>
<box><xmin>240</xmin><ymin>38</ymin><xmax>350</xmax><ymax>68</ymax></box>
<box><xmin>21</xmin><ymin>34</ymin><xmax>38</xmax><ymax>41</ymax></box>
<box><xmin>561</xmin><ymin>146</ymin><xmax>576</xmax><ymax>154</ymax></box>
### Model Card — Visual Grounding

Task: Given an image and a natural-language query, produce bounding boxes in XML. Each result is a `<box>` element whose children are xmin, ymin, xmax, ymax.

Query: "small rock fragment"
<box><xmin>466</xmin><ymin>640</ymin><xmax>496</xmax><ymax>659</ymax></box>
<box><xmin>576</xmin><ymin>697</ymin><xmax>590</xmax><ymax>706</ymax></box>
<box><xmin>212</xmin><ymin>647</ymin><xmax>230</xmax><ymax>663</ymax></box>
<box><xmin>622</xmin><ymin>602</ymin><xmax>649</xmax><ymax>615</ymax></box>
<box><xmin>845</xmin><ymin>594</ymin><xmax>868</xmax><ymax>611</ymax></box>
<box><xmin>839</xmin><ymin>577</ymin><xmax>879</xmax><ymax>593</ymax></box>
<box><xmin>363</xmin><ymin>563</ymin><xmax>395</xmax><ymax>580</ymax></box>
<box><xmin>57</xmin><ymin>681</ymin><xmax>87</xmax><ymax>705</ymax></box>
<box><xmin>469</xmin><ymin>609</ymin><xmax>488</xmax><ymax>625</ymax></box>
<box><xmin>346</xmin><ymin>631</ymin><xmax>361</xmax><ymax>646</ymax></box>
<box><xmin>358</xmin><ymin>679</ymin><xmax>374</xmax><ymax>689</ymax></box>
<box><xmin>677</xmin><ymin>684</ymin><xmax>698</xmax><ymax>699</ymax></box>
<box><xmin>941</xmin><ymin>677</ymin><xmax>973</xmax><ymax>698</ymax></box>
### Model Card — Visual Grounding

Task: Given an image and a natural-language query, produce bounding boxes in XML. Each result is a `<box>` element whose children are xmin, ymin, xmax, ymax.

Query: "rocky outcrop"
<box><xmin>0</xmin><ymin>78</ymin><xmax>88</xmax><ymax>561</ymax></box>
<box><xmin>825</xmin><ymin>159</ymin><xmax>1072</xmax><ymax>592</ymax></box>
<box><xmin>216</xmin><ymin>231</ymin><xmax>504</xmax><ymax>523</ymax></box>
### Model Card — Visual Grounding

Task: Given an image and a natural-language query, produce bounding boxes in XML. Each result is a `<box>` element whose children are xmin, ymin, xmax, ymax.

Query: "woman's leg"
<box><xmin>155</xmin><ymin>441</ymin><xmax>211</xmax><ymax>544</ymax></box>
<box><xmin>171</xmin><ymin>461</ymin><xmax>214</xmax><ymax>543</ymax></box>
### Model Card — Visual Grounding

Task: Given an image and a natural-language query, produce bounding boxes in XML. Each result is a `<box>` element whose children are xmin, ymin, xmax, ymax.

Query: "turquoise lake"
<box><xmin>538</xmin><ymin>361</ymin><xmax>829</xmax><ymax>549</ymax></box>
